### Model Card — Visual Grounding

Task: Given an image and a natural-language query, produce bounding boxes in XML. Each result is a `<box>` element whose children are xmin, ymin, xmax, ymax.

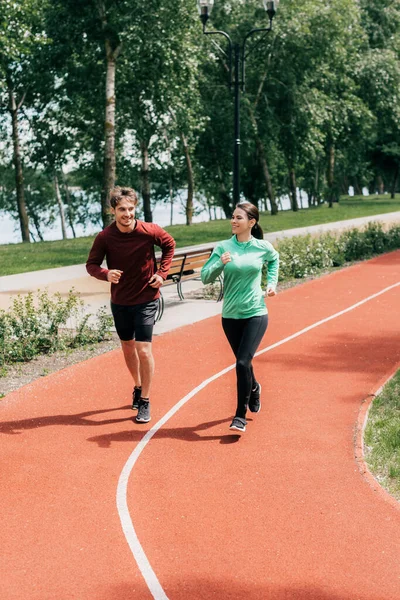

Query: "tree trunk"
<box><xmin>215</xmin><ymin>162</ymin><xmax>232</xmax><ymax>217</ymax></box>
<box><xmin>207</xmin><ymin>200</ymin><xmax>212</xmax><ymax>221</ymax></box>
<box><xmin>169</xmin><ymin>180</ymin><xmax>174</xmax><ymax>226</ymax></box>
<box><xmin>27</xmin><ymin>205</ymin><xmax>44</xmax><ymax>242</ymax></box>
<box><xmin>54</xmin><ymin>174</ymin><xmax>67</xmax><ymax>239</ymax></box>
<box><xmin>288</xmin><ymin>166</ymin><xmax>299</xmax><ymax>211</ymax></box>
<box><xmin>7</xmin><ymin>75</ymin><xmax>30</xmax><ymax>242</ymax></box>
<box><xmin>248</xmin><ymin>107</ymin><xmax>278</xmax><ymax>215</ymax></box>
<box><xmin>341</xmin><ymin>175</ymin><xmax>349</xmax><ymax>195</ymax></box>
<box><xmin>210</xmin><ymin>132</ymin><xmax>232</xmax><ymax>217</ymax></box>
<box><xmin>258</xmin><ymin>136</ymin><xmax>278</xmax><ymax>215</ymax></box>
<box><xmin>140</xmin><ymin>140</ymin><xmax>152</xmax><ymax>222</ymax></box>
<box><xmin>314</xmin><ymin>164</ymin><xmax>322</xmax><ymax>205</ymax></box>
<box><xmin>326</xmin><ymin>144</ymin><xmax>336</xmax><ymax>208</ymax></box>
<box><xmin>353</xmin><ymin>177</ymin><xmax>362</xmax><ymax>196</ymax></box>
<box><xmin>368</xmin><ymin>179</ymin><xmax>375</xmax><ymax>195</ymax></box>
<box><xmin>61</xmin><ymin>170</ymin><xmax>76</xmax><ymax>237</ymax></box>
<box><xmin>180</xmin><ymin>132</ymin><xmax>194</xmax><ymax>226</ymax></box>
<box><xmin>100</xmin><ymin>31</ymin><xmax>121</xmax><ymax>229</ymax></box>
<box><xmin>391</xmin><ymin>163</ymin><xmax>399</xmax><ymax>199</ymax></box>
<box><xmin>377</xmin><ymin>175</ymin><xmax>385</xmax><ymax>195</ymax></box>
<box><xmin>299</xmin><ymin>189</ymin><xmax>304</xmax><ymax>209</ymax></box>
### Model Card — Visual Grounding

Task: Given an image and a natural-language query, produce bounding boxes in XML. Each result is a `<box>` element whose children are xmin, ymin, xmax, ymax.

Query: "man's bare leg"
<box><xmin>135</xmin><ymin>341</ymin><xmax>155</xmax><ymax>398</ymax></box>
<box><xmin>120</xmin><ymin>340</ymin><xmax>141</xmax><ymax>386</ymax></box>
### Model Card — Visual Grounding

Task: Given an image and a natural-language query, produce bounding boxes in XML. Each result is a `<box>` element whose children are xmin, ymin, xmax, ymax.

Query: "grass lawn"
<box><xmin>1</xmin><ymin>194</ymin><xmax>400</xmax><ymax>276</ymax></box>
<box><xmin>364</xmin><ymin>370</ymin><xmax>400</xmax><ymax>502</ymax></box>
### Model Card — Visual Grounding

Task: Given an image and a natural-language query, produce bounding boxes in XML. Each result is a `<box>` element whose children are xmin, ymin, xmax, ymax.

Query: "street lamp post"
<box><xmin>197</xmin><ymin>0</ymin><xmax>279</xmax><ymax>204</ymax></box>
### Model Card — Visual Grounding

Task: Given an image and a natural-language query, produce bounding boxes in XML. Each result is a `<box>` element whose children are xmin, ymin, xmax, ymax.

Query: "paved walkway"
<box><xmin>1</xmin><ymin>211</ymin><xmax>399</xmax><ymax>335</ymax></box>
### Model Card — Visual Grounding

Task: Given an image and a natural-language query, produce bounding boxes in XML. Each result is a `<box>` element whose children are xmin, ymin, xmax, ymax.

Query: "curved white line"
<box><xmin>116</xmin><ymin>281</ymin><xmax>400</xmax><ymax>600</ymax></box>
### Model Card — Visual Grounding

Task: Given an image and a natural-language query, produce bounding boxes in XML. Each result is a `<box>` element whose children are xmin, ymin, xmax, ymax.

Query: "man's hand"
<box><xmin>107</xmin><ymin>269</ymin><xmax>123</xmax><ymax>284</ymax></box>
<box><xmin>148</xmin><ymin>273</ymin><xmax>164</xmax><ymax>288</ymax></box>
<box><xmin>266</xmin><ymin>286</ymin><xmax>276</xmax><ymax>297</ymax></box>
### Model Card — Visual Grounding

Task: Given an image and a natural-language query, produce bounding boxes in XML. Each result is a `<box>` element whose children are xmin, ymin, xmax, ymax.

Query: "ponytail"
<box><xmin>251</xmin><ymin>222</ymin><xmax>264</xmax><ymax>240</ymax></box>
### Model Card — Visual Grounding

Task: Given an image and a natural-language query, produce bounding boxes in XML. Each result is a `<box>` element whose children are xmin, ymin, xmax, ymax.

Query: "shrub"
<box><xmin>275</xmin><ymin>221</ymin><xmax>400</xmax><ymax>281</ymax></box>
<box><xmin>386</xmin><ymin>225</ymin><xmax>400</xmax><ymax>250</ymax></box>
<box><xmin>0</xmin><ymin>289</ymin><xmax>113</xmax><ymax>367</ymax></box>
<box><xmin>363</xmin><ymin>222</ymin><xmax>388</xmax><ymax>254</ymax></box>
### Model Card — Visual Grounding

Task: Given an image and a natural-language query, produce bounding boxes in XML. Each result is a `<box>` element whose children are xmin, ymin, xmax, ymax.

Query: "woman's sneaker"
<box><xmin>248</xmin><ymin>383</ymin><xmax>261</xmax><ymax>413</ymax></box>
<box><xmin>136</xmin><ymin>399</ymin><xmax>151</xmax><ymax>423</ymax></box>
<box><xmin>132</xmin><ymin>386</ymin><xmax>142</xmax><ymax>410</ymax></box>
<box><xmin>229</xmin><ymin>417</ymin><xmax>246</xmax><ymax>432</ymax></box>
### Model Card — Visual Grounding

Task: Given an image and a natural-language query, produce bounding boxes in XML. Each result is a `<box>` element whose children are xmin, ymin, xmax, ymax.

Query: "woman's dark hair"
<box><xmin>235</xmin><ymin>202</ymin><xmax>264</xmax><ymax>239</ymax></box>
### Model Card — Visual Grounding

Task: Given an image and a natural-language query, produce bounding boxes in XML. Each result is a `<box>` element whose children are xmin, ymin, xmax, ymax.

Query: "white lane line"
<box><xmin>116</xmin><ymin>281</ymin><xmax>400</xmax><ymax>600</ymax></box>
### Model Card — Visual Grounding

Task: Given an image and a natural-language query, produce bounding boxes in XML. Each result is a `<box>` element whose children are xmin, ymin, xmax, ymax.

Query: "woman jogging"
<box><xmin>201</xmin><ymin>202</ymin><xmax>279</xmax><ymax>433</ymax></box>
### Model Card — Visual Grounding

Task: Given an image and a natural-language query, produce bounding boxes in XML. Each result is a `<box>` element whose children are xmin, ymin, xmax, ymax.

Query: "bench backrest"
<box><xmin>157</xmin><ymin>248</ymin><xmax>213</xmax><ymax>279</ymax></box>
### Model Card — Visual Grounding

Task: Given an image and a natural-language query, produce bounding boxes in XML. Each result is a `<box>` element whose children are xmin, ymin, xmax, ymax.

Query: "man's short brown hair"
<box><xmin>109</xmin><ymin>187</ymin><xmax>138</xmax><ymax>208</ymax></box>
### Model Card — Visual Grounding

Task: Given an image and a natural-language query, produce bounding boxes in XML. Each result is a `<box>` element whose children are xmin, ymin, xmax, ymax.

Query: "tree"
<box><xmin>45</xmin><ymin>0</ymin><xmax>137</xmax><ymax>228</ymax></box>
<box><xmin>0</xmin><ymin>0</ymin><xmax>48</xmax><ymax>242</ymax></box>
<box><xmin>117</xmin><ymin>0</ymin><xmax>205</xmax><ymax>225</ymax></box>
<box><xmin>358</xmin><ymin>1</ymin><xmax>400</xmax><ymax>197</ymax></box>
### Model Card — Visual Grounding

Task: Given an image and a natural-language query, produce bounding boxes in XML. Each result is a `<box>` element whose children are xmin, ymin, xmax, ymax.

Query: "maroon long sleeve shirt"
<box><xmin>86</xmin><ymin>220</ymin><xmax>175</xmax><ymax>306</ymax></box>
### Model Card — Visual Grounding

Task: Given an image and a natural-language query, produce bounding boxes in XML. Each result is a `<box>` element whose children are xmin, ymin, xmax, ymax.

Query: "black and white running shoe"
<box><xmin>132</xmin><ymin>386</ymin><xmax>142</xmax><ymax>410</ymax></box>
<box><xmin>248</xmin><ymin>383</ymin><xmax>261</xmax><ymax>413</ymax></box>
<box><xmin>136</xmin><ymin>399</ymin><xmax>151</xmax><ymax>423</ymax></box>
<box><xmin>229</xmin><ymin>417</ymin><xmax>246</xmax><ymax>432</ymax></box>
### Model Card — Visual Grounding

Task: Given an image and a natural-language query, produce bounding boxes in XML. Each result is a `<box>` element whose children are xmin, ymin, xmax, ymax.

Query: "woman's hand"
<box><xmin>266</xmin><ymin>286</ymin><xmax>276</xmax><ymax>297</ymax></box>
<box><xmin>221</xmin><ymin>252</ymin><xmax>232</xmax><ymax>265</ymax></box>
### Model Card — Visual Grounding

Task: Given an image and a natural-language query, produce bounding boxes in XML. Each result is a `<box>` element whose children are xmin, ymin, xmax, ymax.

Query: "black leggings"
<box><xmin>222</xmin><ymin>315</ymin><xmax>269</xmax><ymax>419</ymax></box>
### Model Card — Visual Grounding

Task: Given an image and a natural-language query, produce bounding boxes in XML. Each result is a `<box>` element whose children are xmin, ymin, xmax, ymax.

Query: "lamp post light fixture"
<box><xmin>197</xmin><ymin>0</ymin><xmax>279</xmax><ymax>204</ymax></box>
<box><xmin>197</xmin><ymin>0</ymin><xmax>214</xmax><ymax>26</ymax></box>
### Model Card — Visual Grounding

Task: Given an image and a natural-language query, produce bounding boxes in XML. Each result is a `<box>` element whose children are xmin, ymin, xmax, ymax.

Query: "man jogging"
<box><xmin>86</xmin><ymin>187</ymin><xmax>175</xmax><ymax>424</ymax></box>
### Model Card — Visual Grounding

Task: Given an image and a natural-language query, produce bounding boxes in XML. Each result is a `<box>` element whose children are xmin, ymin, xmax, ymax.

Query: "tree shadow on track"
<box><xmin>258</xmin><ymin>332</ymin><xmax>400</xmax><ymax>376</ymax></box>
<box><xmin>87</xmin><ymin>417</ymin><xmax>244</xmax><ymax>448</ymax></box>
<box><xmin>103</xmin><ymin>580</ymin><xmax>368</xmax><ymax>600</ymax></box>
<box><xmin>0</xmin><ymin>406</ymin><xmax>132</xmax><ymax>435</ymax></box>
<box><xmin>364</xmin><ymin>250</ymin><xmax>400</xmax><ymax>266</ymax></box>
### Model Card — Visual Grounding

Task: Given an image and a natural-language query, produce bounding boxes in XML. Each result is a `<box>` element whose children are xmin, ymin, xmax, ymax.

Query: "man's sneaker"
<box><xmin>136</xmin><ymin>399</ymin><xmax>151</xmax><ymax>423</ymax></box>
<box><xmin>229</xmin><ymin>417</ymin><xmax>246</xmax><ymax>432</ymax></box>
<box><xmin>132</xmin><ymin>386</ymin><xmax>142</xmax><ymax>410</ymax></box>
<box><xmin>249</xmin><ymin>383</ymin><xmax>261</xmax><ymax>413</ymax></box>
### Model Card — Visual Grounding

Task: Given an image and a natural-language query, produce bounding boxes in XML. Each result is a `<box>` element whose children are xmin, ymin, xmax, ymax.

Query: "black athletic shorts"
<box><xmin>110</xmin><ymin>300</ymin><xmax>159</xmax><ymax>342</ymax></box>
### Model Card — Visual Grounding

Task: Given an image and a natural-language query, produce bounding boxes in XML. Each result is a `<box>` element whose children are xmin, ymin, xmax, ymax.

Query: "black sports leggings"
<box><xmin>222</xmin><ymin>314</ymin><xmax>269</xmax><ymax>419</ymax></box>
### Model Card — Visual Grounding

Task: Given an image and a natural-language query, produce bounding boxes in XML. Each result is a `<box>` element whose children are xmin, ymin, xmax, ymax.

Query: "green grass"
<box><xmin>364</xmin><ymin>370</ymin><xmax>400</xmax><ymax>502</ymax></box>
<box><xmin>1</xmin><ymin>194</ymin><xmax>400</xmax><ymax>276</ymax></box>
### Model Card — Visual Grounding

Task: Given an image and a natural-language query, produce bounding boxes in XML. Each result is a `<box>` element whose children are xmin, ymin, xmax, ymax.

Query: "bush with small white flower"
<box><xmin>0</xmin><ymin>289</ymin><xmax>113</xmax><ymax>367</ymax></box>
<box><xmin>275</xmin><ymin>222</ymin><xmax>400</xmax><ymax>282</ymax></box>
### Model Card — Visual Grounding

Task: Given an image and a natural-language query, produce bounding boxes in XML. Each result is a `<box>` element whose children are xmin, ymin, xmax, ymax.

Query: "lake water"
<box><xmin>0</xmin><ymin>194</ymin><xmax>304</xmax><ymax>245</ymax></box>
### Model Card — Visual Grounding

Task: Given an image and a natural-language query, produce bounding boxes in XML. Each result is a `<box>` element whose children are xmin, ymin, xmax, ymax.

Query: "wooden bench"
<box><xmin>155</xmin><ymin>246</ymin><xmax>223</xmax><ymax>321</ymax></box>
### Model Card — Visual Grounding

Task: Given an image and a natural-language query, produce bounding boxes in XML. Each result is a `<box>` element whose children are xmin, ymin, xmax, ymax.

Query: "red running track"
<box><xmin>1</xmin><ymin>251</ymin><xmax>400</xmax><ymax>600</ymax></box>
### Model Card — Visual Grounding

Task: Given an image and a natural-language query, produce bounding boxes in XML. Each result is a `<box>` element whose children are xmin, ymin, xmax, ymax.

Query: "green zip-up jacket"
<box><xmin>201</xmin><ymin>235</ymin><xmax>279</xmax><ymax>319</ymax></box>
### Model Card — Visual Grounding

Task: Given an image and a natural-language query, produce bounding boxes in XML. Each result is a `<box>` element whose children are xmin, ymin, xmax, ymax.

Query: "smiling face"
<box><xmin>231</xmin><ymin>207</ymin><xmax>255</xmax><ymax>240</ymax></box>
<box><xmin>111</xmin><ymin>198</ymin><xmax>137</xmax><ymax>232</ymax></box>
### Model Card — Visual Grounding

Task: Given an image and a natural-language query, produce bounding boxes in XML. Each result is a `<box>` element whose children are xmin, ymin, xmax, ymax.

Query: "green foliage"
<box><xmin>277</xmin><ymin>222</ymin><xmax>400</xmax><ymax>280</ymax></box>
<box><xmin>278</xmin><ymin>235</ymin><xmax>334</xmax><ymax>279</ymax></box>
<box><xmin>0</xmin><ymin>289</ymin><xmax>113</xmax><ymax>366</ymax></box>
<box><xmin>364</xmin><ymin>370</ymin><xmax>400</xmax><ymax>500</ymax></box>
<box><xmin>341</xmin><ymin>222</ymin><xmax>392</xmax><ymax>260</ymax></box>
<box><xmin>2</xmin><ymin>0</ymin><xmax>400</xmax><ymax>237</ymax></box>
